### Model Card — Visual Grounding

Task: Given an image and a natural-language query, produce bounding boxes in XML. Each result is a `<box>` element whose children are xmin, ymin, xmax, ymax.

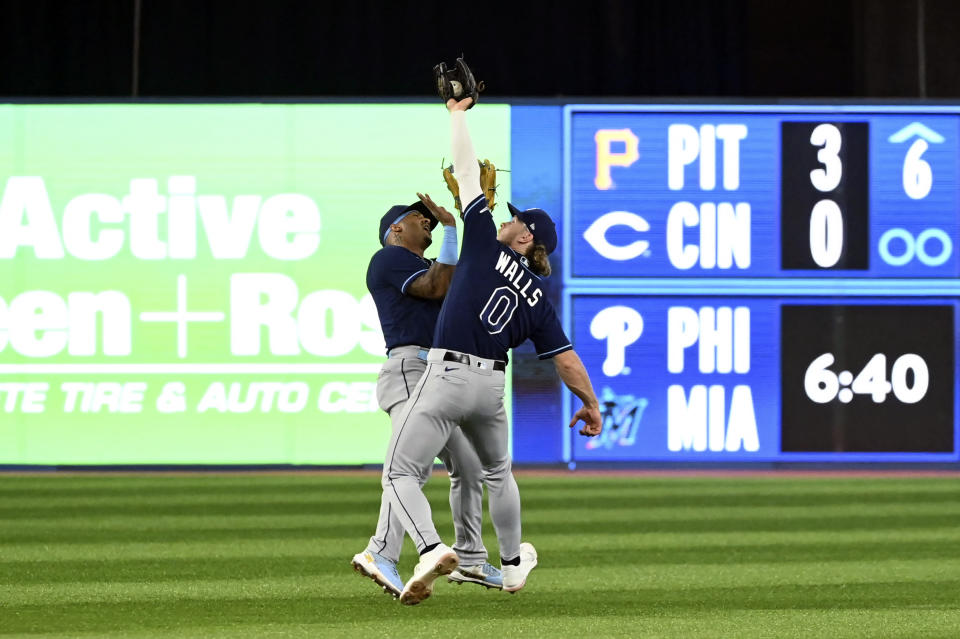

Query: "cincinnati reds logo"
<box><xmin>583</xmin><ymin>211</ymin><xmax>650</xmax><ymax>261</ymax></box>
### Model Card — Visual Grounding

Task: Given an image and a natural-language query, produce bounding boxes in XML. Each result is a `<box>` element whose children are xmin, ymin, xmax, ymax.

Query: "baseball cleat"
<box><xmin>351</xmin><ymin>550</ymin><xmax>404</xmax><ymax>599</ymax></box>
<box><xmin>448</xmin><ymin>562</ymin><xmax>503</xmax><ymax>589</ymax></box>
<box><xmin>399</xmin><ymin>543</ymin><xmax>459</xmax><ymax>605</ymax></box>
<box><xmin>501</xmin><ymin>542</ymin><xmax>538</xmax><ymax>593</ymax></box>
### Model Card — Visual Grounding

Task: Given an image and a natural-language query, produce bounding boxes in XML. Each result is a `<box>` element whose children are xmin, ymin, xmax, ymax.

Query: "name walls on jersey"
<box><xmin>0</xmin><ymin>176</ymin><xmax>385</xmax><ymax>360</ymax></box>
<box><xmin>592</xmin><ymin>304</ymin><xmax>759</xmax><ymax>453</ymax></box>
<box><xmin>591</xmin><ymin>124</ymin><xmax>751</xmax><ymax>269</ymax></box>
<box><xmin>494</xmin><ymin>251</ymin><xmax>543</xmax><ymax>306</ymax></box>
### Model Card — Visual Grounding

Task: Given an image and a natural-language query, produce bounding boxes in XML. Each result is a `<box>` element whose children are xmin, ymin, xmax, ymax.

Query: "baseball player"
<box><xmin>382</xmin><ymin>97</ymin><xmax>603</xmax><ymax>605</ymax></box>
<box><xmin>352</xmin><ymin>192</ymin><xmax>502</xmax><ymax>599</ymax></box>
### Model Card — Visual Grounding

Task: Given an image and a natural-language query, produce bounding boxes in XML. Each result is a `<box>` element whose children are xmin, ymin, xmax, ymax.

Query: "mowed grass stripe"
<box><xmin>4</xmin><ymin>525</ymin><xmax>960</xmax><ymax>585</ymax></box>
<box><xmin>3</xmin><ymin>482</ymin><xmax>959</xmax><ymax>520</ymax></box>
<box><xmin>2</xmin><ymin>578</ymin><xmax>959</xmax><ymax>636</ymax></box>
<box><xmin>5</xmin><ymin>474</ymin><xmax>960</xmax><ymax>494</ymax></box>
<box><xmin>5</xmin><ymin>496</ymin><xmax>960</xmax><ymax>527</ymax></box>
<box><xmin>4</xmin><ymin>512</ymin><xmax>960</xmax><ymax>546</ymax></box>
<box><xmin>2</xmin><ymin>474</ymin><xmax>959</xmax><ymax>637</ymax></box>
<box><xmin>2</xmin><ymin>474</ymin><xmax>958</xmax><ymax>500</ymax></box>
<box><xmin>6</xmin><ymin>499</ymin><xmax>960</xmax><ymax>545</ymax></box>
<box><xmin>0</xmin><ymin>523</ymin><xmax>960</xmax><ymax>563</ymax></box>
<box><xmin>12</xmin><ymin>611</ymin><xmax>960</xmax><ymax>639</ymax></box>
<box><xmin>176</xmin><ymin>610</ymin><xmax>960</xmax><ymax>639</ymax></box>
<box><xmin>4</xmin><ymin>482</ymin><xmax>960</xmax><ymax>509</ymax></box>
<box><xmin>4</xmin><ymin>558</ymin><xmax>960</xmax><ymax>606</ymax></box>
<box><xmin>4</xmin><ymin>514</ymin><xmax>960</xmax><ymax>562</ymax></box>
<box><xmin>5</xmin><ymin>537</ymin><xmax>960</xmax><ymax>586</ymax></box>
<box><xmin>0</xmin><ymin>474</ymin><xmax>373</xmax><ymax>493</ymax></box>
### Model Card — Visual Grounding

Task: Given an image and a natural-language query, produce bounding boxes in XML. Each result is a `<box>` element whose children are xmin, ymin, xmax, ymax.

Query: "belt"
<box><xmin>442</xmin><ymin>351</ymin><xmax>506</xmax><ymax>371</ymax></box>
<box><xmin>388</xmin><ymin>347</ymin><xmax>429</xmax><ymax>361</ymax></box>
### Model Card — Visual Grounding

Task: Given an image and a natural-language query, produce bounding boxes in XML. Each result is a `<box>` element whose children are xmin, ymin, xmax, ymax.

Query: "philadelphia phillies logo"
<box><xmin>589</xmin><ymin>306</ymin><xmax>644</xmax><ymax>376</ymax></box>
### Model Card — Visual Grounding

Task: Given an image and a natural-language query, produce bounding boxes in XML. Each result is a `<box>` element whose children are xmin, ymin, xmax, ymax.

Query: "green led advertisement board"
<box><xmin>0</xmin><ymin>104</ymin><xmax>512</xmax><ymax>464</ymax></box>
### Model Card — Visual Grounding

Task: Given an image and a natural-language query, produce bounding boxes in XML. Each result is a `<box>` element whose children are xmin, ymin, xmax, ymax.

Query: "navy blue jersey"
<box><xmin>433</xmin><ymin>195</ymin><xmax>572</xmax><ymax>363</ymax></box>
<box><xmin>366</xmin><ymin>245</ymin><xmax>442</xmax><ymax>352</ymax></box>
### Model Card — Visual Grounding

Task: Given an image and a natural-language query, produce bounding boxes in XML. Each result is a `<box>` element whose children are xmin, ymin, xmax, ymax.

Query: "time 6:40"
<box><xmin>804</xmin><ymin>353</ymin><xmax>928</xmax><ymax>404</ymax></box>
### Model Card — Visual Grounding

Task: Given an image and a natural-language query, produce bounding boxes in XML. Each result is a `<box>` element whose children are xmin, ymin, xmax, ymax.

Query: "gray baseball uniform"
<box><xmin>381</xmin><ymin>110</ymin><xmax>572</xmax><ymax>563</ymax></box>
<box><xmin>366</xmin><ymin>346</ymin><xmax>487</xmax><ymax>566</ymax></box>
<box><xmin>383</xmin><ymin>348</ymin><xmax>519</xmax><ymax>557</ymax></box>
<box><xmin>365</xmin><ymin>235</ymin><xmax>489</xmax><ymax>568</ymax></box>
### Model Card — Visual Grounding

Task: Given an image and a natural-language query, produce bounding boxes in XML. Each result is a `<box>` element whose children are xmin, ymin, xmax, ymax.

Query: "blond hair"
<box><xmin>527</xmin><ymin>243</ymin><xmax>552</xmax><ymax>277</ymax></box>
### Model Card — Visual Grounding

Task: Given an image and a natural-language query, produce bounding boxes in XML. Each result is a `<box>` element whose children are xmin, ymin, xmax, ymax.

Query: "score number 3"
<box><xmin>808</xmin><ymin>124</ymin><xmax>844</xmax><ymax>268</ymax></box>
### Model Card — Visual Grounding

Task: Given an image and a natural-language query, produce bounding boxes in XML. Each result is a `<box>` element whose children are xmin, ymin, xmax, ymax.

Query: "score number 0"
<box><xmin>808</xmin><ymin>124</ymin><xmax>845</xmax><ymax>268</ymax></box>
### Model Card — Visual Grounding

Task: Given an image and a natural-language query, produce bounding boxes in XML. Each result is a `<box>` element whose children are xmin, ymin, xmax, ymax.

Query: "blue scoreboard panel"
<box><xmin>562</xmin><ymin>105</ymin><xmax>960</xmax><ymax>463</ymax></box>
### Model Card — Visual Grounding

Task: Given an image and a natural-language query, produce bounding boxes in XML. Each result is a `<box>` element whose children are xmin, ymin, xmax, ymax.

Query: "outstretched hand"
<box><xmin>417</xmin><ymin>192</ymin><xmax>456</xmax><ymax>227</ymax></box>
<box><xmin>569</xmin><ymin>405</ymin><xmax>602</xmax><ymax>437</ymax></box>
<box><xmin>446</xmin><ymin>97</ymin><xmax>474</xmax><ymax>112</ymax></box>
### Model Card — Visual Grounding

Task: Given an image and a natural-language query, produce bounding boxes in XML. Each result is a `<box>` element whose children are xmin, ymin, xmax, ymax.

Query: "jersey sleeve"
<box><xmin>451</xmin><ymin>110</ymin><xmax>482</xmax><ymax>208</ymax></box>
<box><xmin>529</xmin><ymin>299</ymin><xmax>573</xmax><ymax>360</ymax></box>
<box><xmin>460</xmin><ymin>194</ymin><xmax>498</xmax><ymax>257</ymax></box>
<box><xmin>366</xmin><ymin>247</ymin><xmax>430</xmax><ymax>295</ymax></box>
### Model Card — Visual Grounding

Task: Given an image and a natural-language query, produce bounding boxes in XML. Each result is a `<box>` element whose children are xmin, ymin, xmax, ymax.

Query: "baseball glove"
<box><xmin>479</xmin><ymin>159</ymin><xmax>497</xmax><ymax>210</ymax></box>
<box><xmin>442</xmin><ymin>159</ymin><xmax>498</xmax><ymax>212</ymax></box>
<box><xmin>433</xmin><ymin>56</ymin><xmax>484</xmax><ymax>108</ymax></box>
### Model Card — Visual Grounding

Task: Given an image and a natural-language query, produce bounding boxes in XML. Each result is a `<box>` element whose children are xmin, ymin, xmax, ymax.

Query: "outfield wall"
<box><xmin>2</xmin><ymin>102</ymin><xmax>958</xmax><ymax>466</ymax></box>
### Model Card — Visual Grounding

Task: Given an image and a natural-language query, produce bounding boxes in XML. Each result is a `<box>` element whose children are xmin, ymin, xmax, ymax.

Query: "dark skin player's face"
<box><xmin>394</xmin><ymin>212</ymin><xmax>433</xmax><ymax>250</ymax></box>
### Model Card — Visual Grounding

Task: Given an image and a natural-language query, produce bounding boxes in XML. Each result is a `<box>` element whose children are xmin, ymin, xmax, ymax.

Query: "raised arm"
<box><xmin>552</xmin><ymin>349</ymin><xmax>603</xmax><ymax>437</ymax></box>
<box><xmin>406</xmin><ymin>192</ymin><xmax>457</xmax><ymax>300</ymax></box>
<box><xmin>406</xmin><ymin>262</ymin><xmax>454</xmax><ymax>299</ymax></box>
<box><xmin>447</xmin><ymin>98</ymin><xmax>483</xmax><ymax>211</ymax></box>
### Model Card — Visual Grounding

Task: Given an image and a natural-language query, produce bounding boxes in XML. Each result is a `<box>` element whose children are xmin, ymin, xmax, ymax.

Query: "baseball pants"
<box><xmin>383</xmin><ymin>348</ymin><xmax>522</xmax><ymax>563</ymax></box>
<box><xmin>365</xmin><ymin>345</ymin><xmax>489</xmax><ymax>566</ymax></box>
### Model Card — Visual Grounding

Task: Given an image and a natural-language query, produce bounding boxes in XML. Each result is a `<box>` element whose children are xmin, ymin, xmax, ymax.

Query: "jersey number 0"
<box><xmin>479</xmin><ymin>287</ymin><xmax>519</xmax><ymax>334</ymax></box>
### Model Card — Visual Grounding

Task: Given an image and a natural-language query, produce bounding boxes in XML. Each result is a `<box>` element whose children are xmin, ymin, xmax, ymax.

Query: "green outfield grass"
<box><xmin>1</xmin><ymin>472</ymin><xmax>959</xmax><ymax>638</ymax></box>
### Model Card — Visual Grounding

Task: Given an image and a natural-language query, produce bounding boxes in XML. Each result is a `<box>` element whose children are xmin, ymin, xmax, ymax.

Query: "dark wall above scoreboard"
<box><xmin>1</xmin><ymin>0</ymin><xmax>959</xmax><ymax>99</ymax></box>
